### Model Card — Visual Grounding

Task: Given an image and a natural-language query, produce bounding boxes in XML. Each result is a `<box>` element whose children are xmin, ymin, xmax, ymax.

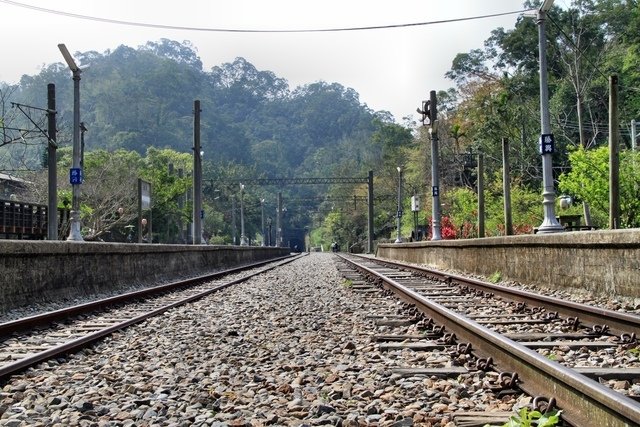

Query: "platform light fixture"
<box><xmin>535</xmin><ymin>0</ymin><xmax>563</xmax><ymax>233</ymax></box>
<box><xmin>58</xmin><ymin>43</ymin><xmax>84</xmax><ymax>241</ymax></box>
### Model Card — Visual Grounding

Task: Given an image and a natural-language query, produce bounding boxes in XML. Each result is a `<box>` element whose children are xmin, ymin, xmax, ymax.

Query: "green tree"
<box><xmin>559</xmin><ymin>146</ymin><xmax>640</xmax><ymax>228</ymax></box>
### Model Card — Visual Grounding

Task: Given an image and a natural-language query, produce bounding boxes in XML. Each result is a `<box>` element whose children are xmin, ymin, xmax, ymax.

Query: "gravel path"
<box><xmin>0</xmin><ymin>253</ymin><xmax>517</xmax><ymax>427</ymax></box>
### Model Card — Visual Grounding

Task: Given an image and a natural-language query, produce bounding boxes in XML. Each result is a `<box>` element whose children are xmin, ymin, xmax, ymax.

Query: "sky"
<box><xmin>0</xmin><ymin>0</ymin><xmax>538</xmax><ymax>123</ymax></box>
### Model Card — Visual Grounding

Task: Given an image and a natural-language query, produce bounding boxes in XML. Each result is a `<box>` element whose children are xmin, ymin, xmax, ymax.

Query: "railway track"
<box><xmin>0</xmin><ymin>254</ymin><xmax>301</xmax><ymax>381</ymax></box>
<box><xmin>337</xmin><ymin>253</ymin><xmax>640</xmax><ymax>427</ymax></box>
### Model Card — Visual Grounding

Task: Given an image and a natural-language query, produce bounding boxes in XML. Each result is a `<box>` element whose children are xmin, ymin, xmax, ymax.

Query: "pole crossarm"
<box><xmin>206</xmin><ymin>176</ymin><xmax>370</xmax><ymax>186</ymax></box>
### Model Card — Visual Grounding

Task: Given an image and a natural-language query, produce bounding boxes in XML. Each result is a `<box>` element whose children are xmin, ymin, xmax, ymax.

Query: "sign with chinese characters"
<box><xmin>539</xmin><ymin>133</ymin><xmax>555</xmax><ymax>154</ymax></box>
<box><xmin>69</xmin><ymin>168</ymin><xmax>83</xmax><ymax>185</ymax></box>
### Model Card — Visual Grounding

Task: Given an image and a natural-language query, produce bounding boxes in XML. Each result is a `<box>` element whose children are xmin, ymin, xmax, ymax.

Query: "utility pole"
<box><xmin>367</xmin><ymin>170</ymin><xmax>374</xmax><ymax>253</ymax></box>
<box><xmin>428</xmin><ymin>90</ymin><xmax>442</xmax><ymax>240</ymax></box>
<box><xmin>609</xmin><ymin>75</ymin><xmax>620</xmax><ymax>229</ymax></box>
<box><xmin>276</xmin><ymin>192</ymin><xmax>282</xmax><ymax>247</ymax></box>
<box><xmin>231</xmin><ymin>196</ymin><xmax>237</xmax><ymax>245</ymax></box>
<box><xmin>46</xmin><ymin>84</ymin><xmax>58</xmax><ymax>240</ymax></box>
<box><xmin>261</xmin><ymin>198</ymin><xmax>266</xmax><ymax>246</ymax></box>
<box><xmin>192</xmin><ymin>100</ymin><xmax>203</xmax><ymax>244</ymax></box>
<box><xmin>502</xmin><ymin>138</ymin><xmax>513</xmax><ymax>235</ymax></box>
<box><xmin>395</xmin><ymin>167</ymin><xmax>403</xmax><ymax>243</ymax></box>
<box><xmin>477</xmin><ymin>153</ymin><xmax>485</xmax><ymax>238</ymax></box>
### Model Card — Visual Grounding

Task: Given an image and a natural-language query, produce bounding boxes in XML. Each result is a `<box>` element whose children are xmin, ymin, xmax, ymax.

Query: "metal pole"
<box><xmin>137</xmin><ymin>178</ymin><xmax>143</xmax><ymax>243</ymax></box>
<box><xmin>429</xmin><ymin>91</ymin><xmax>442</xmax><ymax>240</ymax></box>
<box><xmin>276</xmin><ymin>192</ymin><xmax>282</xmax><ymax>247</ymax></box>
<box><xmin>502</xmin><ymin>138</ymin><xmax>513</xmax><ymax>235</ymax></box>
<box><xmin>367</xmin><ymin>170</ymin><xmax>374</xmax><ymax>253</ymax></box>
<box><xmin>609</xmin><ymin>75</ymin><xmax>620</xmax><ymax>229</ymax></box>
<box><xmin>192</xmin><ymin>100</ymin><xmax>202</xmax><ymax>244</ymax></box>
<box><xmin>240</xmin><ymin>184</ymin><xmax>247</xmax><ymax>245</ymax></box>
<box><xmin>261</xmin><ymin>199</ymin><xmax>265</xmax><ymax>246</ymax></box>
<box><xmin>395</xmin><ymin>167</ymin><xmax>403</xmax><ymax>243</ymax></box>
<box><xmin>478</xmin><ymin>153</ymin><xmax>485</xmax><ymax>238</ymax></box>
<box><xmin>46</xmin><ymin>84</ymin><xmax>58</xmax><ymax>240</ymax></box>
<box><xmin>632</xmin><ymin>119</ymin><xmax>637</xmax><ymax>151</ymax></box>
<box><xmin>67</xmin><ymin>68</ymin><xmax>83</xmax><ymax>241</ymax></box>
<box><xmin>231</xmin><ymin>196</ymin><xmax>237</xmax><ymax>245</ymax></box>
<box><xmin>536</xmin><ymin>6</ymin><xmax>564</xmax><ymax>233</ymax></box>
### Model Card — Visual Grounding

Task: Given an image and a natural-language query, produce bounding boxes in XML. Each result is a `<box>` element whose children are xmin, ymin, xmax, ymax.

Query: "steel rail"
<box><xmin>338</xmin><ymin>254</ymin><xmax>640</xmax><ymax>427</ymax></box>
<box><xmin>355</xmin><ymin>254</ymin><xmax>640</xmax><ymax>337</ymax></box>
<box><xmin>0</xmin><ymin>254</ymin><xmax>295</xmax><ymax>337</ymax></box>
<box><xmin>0</xmin><ymin>254</ymin><xmax>303</xmax><ymax>380</ymax></box>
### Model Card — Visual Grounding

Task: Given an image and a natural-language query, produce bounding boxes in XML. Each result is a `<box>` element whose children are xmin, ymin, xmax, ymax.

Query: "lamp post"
<box><xmin>58</xmin><ymin>43</ymin><xmax>83</xmax><ymax>241</ymax></box>
<box><xmin>240</xmin><ymin>183</ymin><xmax>247</xmax><ymax>246</ymax></box>
<box><xmin>260</xmin><ymin>198</ymin><xmax>266</xmax><ymax>246</ymax></box>
<box><xmin>536</xmin><ymin>0</ymin><xmax>563</xmax><ymax>233</ymax></box>
<box><xmin>395</xmin><ymin>166</ymin><xmax>403</xmax><ymax>243</ymax></box>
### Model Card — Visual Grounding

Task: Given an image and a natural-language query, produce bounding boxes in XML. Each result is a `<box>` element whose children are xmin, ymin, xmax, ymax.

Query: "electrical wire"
<box><xmin>0</xmin><ymin>0</ymin><xmax>531</xmax><ymax>33</ymax></box>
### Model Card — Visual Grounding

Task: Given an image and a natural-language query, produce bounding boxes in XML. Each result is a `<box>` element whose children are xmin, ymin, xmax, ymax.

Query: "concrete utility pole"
<box><xmin>193</xmin><ymin>100</ymin><xmax>203</xmax><ymax>244</ymax></box>
<box><xmin>46</xmin><ymin>84</ymin><xmax>58</xmax><ymax>240</ymax></box>
<box><xmin>58</xmin><ymin>44</ymin><xmax>84</xmax><ymax>241</ymax></box>
<box><xmin>428</xmin><ymin>90</ymin><xmax>442</xmax><ymax>240</ymax></box>
<box><xmin>536</xmin><ymin>1</ymin><xmax>564</xmax><ymax>233</ymax></box>
<box><xmin>239</xmin><ymin>184</ymin><xmax>247</xmax><ymax>246</ymax></box>
<box><xmin>231</xmin><ymin>196</ymin><xmax>237</xmax><ymax>245</ymax></box>
<box><xmin>395</xmin><ymin>167</ymin><xmax>403</xmax><ymax>243</ymax></box>
<box><xmin>260</xmin><ymin>198</ymin><xmax>266</xmax><ymax>246</ymax></box>
<box><xmin>609</xmin><ymin>75</ymin><xmax>620</xmax><ymax>229</ymax></box>
<box><xmin>502</xmin><ymin>138</ymin><xmax>513</xmax><ymax>235</ymax></box>
<box><xmin>276</xmin><ymin>192</ymin><xmax>282</xmax><ymax>247</ymax></box>
<box><xmin>367</xmin><ymin>170</ymin><xmax>374</xmax><ymax>253</ymax></box>
<box><xmin>477</xmin><ymin>153</ymin><xmax>485</xmax><ymax>238</ymax></box>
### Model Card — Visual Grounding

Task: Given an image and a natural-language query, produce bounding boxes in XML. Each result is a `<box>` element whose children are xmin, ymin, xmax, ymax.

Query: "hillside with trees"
<box><xmin>1</xmin><ymin>0</ymin><xmax>640</xmax><ymax>248</ymax></box>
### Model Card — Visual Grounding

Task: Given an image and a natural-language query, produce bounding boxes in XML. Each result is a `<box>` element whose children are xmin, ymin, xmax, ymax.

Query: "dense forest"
<box><xmin>1</xmin><ymin>0</ymin><xmax>639</xmax><ymax>248</ymax></box>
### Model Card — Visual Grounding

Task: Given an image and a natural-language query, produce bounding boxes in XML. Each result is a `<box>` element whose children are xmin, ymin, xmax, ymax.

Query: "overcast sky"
<box><xmin>0</xmin><ymin>0</ymin><xmax>543</xmax><ymax>122</ymax></box>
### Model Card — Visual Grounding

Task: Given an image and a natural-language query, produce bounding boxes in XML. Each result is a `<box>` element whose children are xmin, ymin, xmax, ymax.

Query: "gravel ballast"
<box><xmin>0</xmin><ymin>253</ymin><xmax>522</xmax><ymax>426</ymax></box>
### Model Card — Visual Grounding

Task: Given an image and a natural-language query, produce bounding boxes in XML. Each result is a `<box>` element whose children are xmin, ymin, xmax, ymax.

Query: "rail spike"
<box><xmin>499</xmin><ymin>371</ymin><xmax>519</xmax><ymax>389</ymax></box>
<box><xmin>532</xmin><ymin>396</ymin><xmax>557</xmax><ymax>414</ymax></box>
<box><xmin>475</xmin><ymin>357</ymin><xmax>494</xmax><ymax>372</ymax></box>
<box><xmin>564</xmin><ymin>316</ymin><xmax>580</xmax><ymax>331</ymax></box>
<box><xmin>619</xmin><ymin>332</ymin><xmax>637</xmax><ymax>345</ymax></box>
<box><xmin>437</xmin><ymin>332</ymin><xmax>457</xmax><ymax>345</ymax></box>
<box><xmin>590</xmin><ymin>324</ymin><xmax>610</xmax><ymax>335</ymax></box>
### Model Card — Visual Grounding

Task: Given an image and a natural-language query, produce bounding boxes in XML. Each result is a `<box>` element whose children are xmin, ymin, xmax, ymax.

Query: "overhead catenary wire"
<box><xmin>0</xmin><ymin>0</ymin><xmax>531</xmax><ymax>33</ymax></box>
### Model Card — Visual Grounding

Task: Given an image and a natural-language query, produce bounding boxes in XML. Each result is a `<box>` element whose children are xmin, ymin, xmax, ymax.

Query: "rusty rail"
<box><xmin>338</xmin><ymin>254</ymin><xmax>640</xmax><ymax>427</ymax></box>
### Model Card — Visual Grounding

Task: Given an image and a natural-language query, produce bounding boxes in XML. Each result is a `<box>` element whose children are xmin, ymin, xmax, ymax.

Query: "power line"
<box><xmin>0</xmin><ymin>0</ymin><xmax>531</xmax><ymax>33</ymax></box>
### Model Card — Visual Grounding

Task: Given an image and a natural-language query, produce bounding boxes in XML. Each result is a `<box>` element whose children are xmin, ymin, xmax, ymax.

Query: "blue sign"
<box><xmin>69</xmin><ymin>168</ymin><xmax>83</xmax><ymax>184</ymax></box>
<box><xmin>539</xmin><ymin>134</ymin><xmax>555</xmax><ymax>154</ymax></box>
<box><xmin>432</xmin><ymin>186</ymin><xmax>439</xmax><ymax>197</ymax></box>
